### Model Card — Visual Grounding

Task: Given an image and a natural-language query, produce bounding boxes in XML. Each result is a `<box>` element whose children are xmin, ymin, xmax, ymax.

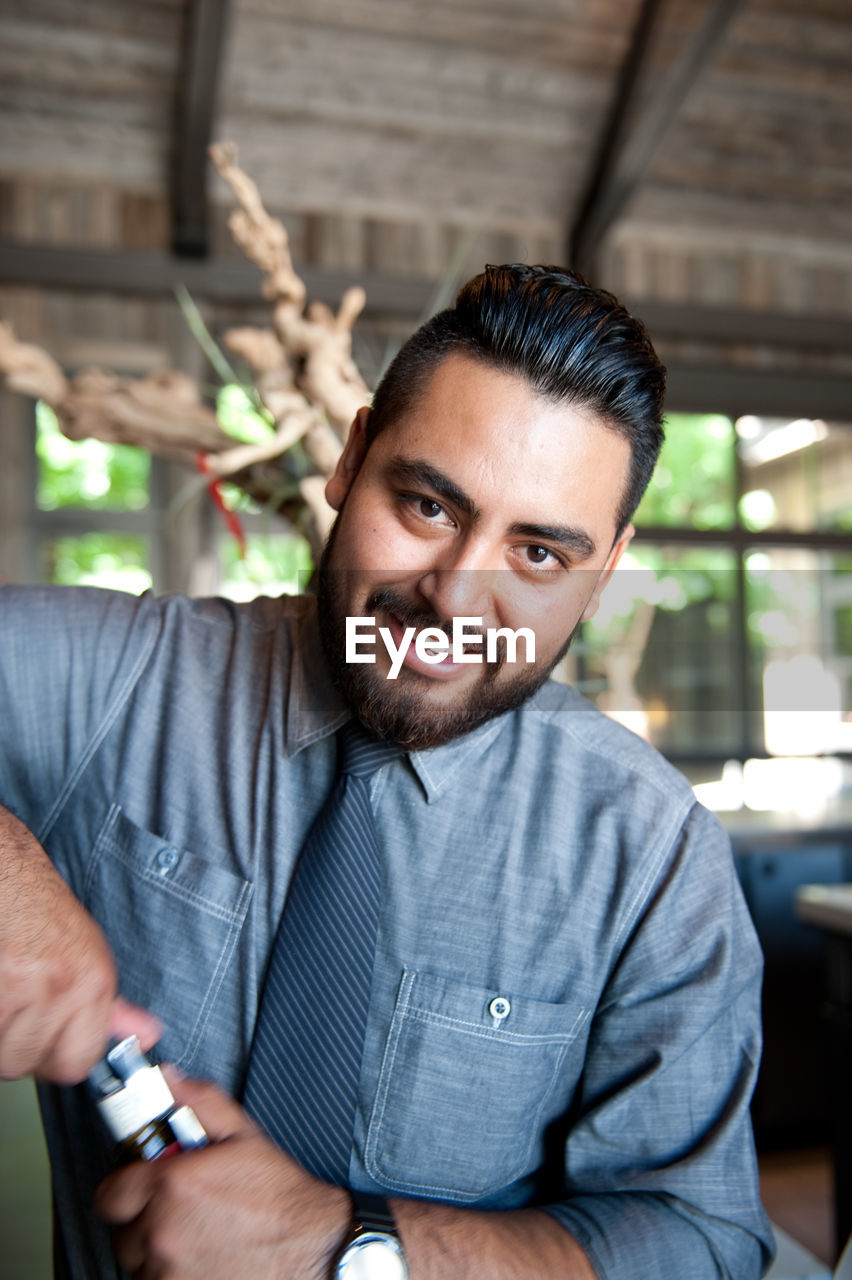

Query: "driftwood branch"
<box><xmin>0</xmin><ymin>142</ymin><xmax>374</xmax><ymax>555</ymax></box>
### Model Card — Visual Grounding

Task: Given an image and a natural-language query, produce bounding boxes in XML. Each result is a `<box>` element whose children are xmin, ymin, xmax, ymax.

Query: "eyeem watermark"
<box><xmin>346</xmin><ymin>616</ymin><xmax>536</xmax><ymax>679</ymax></box>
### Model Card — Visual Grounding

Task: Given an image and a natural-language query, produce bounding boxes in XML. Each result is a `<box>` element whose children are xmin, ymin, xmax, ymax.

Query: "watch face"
<box><xmin>337</xmin><ymin>1231</ymin><xmax>408</xmax><ymax>1280</ymax></box>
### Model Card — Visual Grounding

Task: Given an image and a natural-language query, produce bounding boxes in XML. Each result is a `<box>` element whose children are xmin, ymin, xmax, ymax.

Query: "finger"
<box><xmin>7</xmin><ymin>996</ymin><xmax>111</xmax><ymax>1085</ymax></box>
<box><xmin>36</xmin><ymin>1015</ymin><xmax>110</xmax><ymax>1085</ymax></box>
<box><xmin>109</xmin><ymin>997</ymin><xmax>163</xmax><ymax>1053</ymax></box>
<box><xmin>164</xmin><ymin>1073</ymin><xmax>256</xmax><ymax>1143</ymax></box>
<box><xmin>110</xmin><ymin>1203</ymin><xmax>166</xmax><ymax>1277</ymax></box>
<box><xmin>0</xmin><ymin>995</ymin><xmax>52</xmax><ymax>1079</ymax></box>
<box><xmin>95</xmin><ymin>1160</ymin><xmax>158</xmax><ymax>1225</ymax></box>
<box><xmin>109</xmin><ymin>1217</ymin><xmax>149</xmax><ymax>1276</ymax></box>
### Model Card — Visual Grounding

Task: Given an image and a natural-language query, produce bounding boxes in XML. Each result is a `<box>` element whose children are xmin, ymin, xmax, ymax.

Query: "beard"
<box><xmin>316</xmin><ymin>517</ymin><xmax>576</xmax><ymax>750</ymax></box>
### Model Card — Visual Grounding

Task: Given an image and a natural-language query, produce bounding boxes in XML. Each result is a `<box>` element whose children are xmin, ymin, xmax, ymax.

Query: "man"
<box><xmin>0</xmin><ymin>265</ymin><xmax>774</xmax><ymax>1278</ymax></box>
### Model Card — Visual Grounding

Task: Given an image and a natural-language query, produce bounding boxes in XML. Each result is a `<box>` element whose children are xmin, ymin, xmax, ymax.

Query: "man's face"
<box><xmin>318</xmin><ymin>352</ymin><xmax>634</xmax><ymax>749</ymax></box>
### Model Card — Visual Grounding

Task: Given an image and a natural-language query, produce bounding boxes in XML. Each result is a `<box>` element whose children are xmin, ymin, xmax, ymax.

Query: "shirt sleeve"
<box><xmin>543</xmin><ymin>801</ymin><xmax>775</xmax><ymax>1280</ymax></box>
<box><xmin>0</xmin><ymin>584</ymin><xmax>160</xmax><ymax>840</ymax></box>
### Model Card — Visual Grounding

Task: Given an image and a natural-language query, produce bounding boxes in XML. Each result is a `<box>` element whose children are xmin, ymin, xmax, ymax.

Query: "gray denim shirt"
<box><xmin>0</xmin><ymin>585</ymin><xmax>774</xmax><ymax>1279</ymax></box>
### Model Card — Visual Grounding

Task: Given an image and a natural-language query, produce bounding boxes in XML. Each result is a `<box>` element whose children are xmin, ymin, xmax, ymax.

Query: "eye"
<box><xmin>523</xmin><ymin>544</ymin><xmax>563</xmax><ymax>570</ymax></box>
<box><xmin>398</xmin><ymin>492</ymin><xmax>454</xmax><ymax>527</ymax></box>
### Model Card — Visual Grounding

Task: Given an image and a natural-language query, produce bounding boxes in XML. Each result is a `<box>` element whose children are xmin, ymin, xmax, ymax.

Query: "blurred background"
<box><xmin>0</xmin><ymin>0</ymin><xmax>850</xmax><ymax>1274</ymax></box>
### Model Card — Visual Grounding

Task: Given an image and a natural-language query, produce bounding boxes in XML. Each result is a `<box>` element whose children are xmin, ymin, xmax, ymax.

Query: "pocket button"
<box><xmin>155</xmin><ymin>847</ymin><xmax>178</xmax><ymax>873</ymax></box>
<box><xmin>488</xmin><ymin>996</ymin><xmax>511</xmax><ymax>1026</ymax></box>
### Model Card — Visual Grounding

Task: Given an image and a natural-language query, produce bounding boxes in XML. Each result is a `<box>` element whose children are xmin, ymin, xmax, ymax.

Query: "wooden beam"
<box><xmin>569</xmin><ymin>0</ymin><xmax>743</xmax><ymax>277</ymax></box>
<box><xmin>0</xmin><ymin>241</ymin><xmax>436</xmax><ymax>315</ymax></box>
<box><xmin>627</xmin><ymin>299</ymin><xmax>852</xmax><ymax>353</ymax></box>
<box><xmin>172</xmin><ymin>0</ymin><xmax>232</xmax><ymax>258</ymax></box>
<box><xmin>3</xmin><ymin>242</ymin><xmax>852</xmax><ymax>366</ymax></box>
<box><xmin>665</xmin><ymin>363</ymin><xmax>852</xmax><ymax>421</ymax></box>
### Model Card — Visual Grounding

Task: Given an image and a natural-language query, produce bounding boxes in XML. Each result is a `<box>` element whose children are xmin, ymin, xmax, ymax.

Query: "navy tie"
<box><xmin>243</xmin><ymin>720</ymin><xmax>399</xmax><ymax>1184</ymax></box>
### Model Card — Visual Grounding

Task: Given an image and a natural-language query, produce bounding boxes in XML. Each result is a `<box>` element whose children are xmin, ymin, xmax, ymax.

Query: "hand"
<box><xmin>95</xmin><ymin>1073</ymin><xmax>352</xmax><ymax>1280</ymax></box>
<box><xmin>0</xmin><ymin>804</ymin><xmax>161</xmax><ymax>1082</ymax></box>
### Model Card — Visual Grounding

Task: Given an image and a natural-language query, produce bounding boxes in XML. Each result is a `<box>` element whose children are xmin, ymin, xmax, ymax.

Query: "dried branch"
<box><xmin>0</xmin><ymin>322</ymin><xmax>228</xmax><ymax>462</ymax></box>
<box><xmin>0</xmin><ymin>322</ymin><xmax>68</xmax><ymax>405</ymax></box>
<box><xmin>0</xmin><ymin>142</ymin><xmax>376</xmax><ymax>556</ymax></box>
<box><xmin>210</xmin><ymin>140</ymin><xmax>370</xmax><ymax>437</ymax></box>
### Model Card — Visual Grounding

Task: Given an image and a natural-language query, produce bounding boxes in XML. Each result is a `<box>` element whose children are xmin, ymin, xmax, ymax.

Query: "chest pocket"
<box><xmin>84</xmin><ymin>804</ymin><xmax>253</xmax><ymax>1077</ymax></box>
<box><xmin>365</xmin><ymin>970</ymin><xmax>589</xmax><ymax>1202</ymax></box>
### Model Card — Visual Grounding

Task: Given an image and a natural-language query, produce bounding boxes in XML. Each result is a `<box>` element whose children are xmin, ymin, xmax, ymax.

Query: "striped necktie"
<box><xmin>243</xmin><ymin>719</ymin><xmax>399</xmax><ymax>1184</ymax></box>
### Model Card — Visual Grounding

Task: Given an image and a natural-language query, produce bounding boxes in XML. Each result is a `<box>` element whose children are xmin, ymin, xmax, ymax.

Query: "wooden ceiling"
<box><xmin>0</xmin><ymin>0</ymin><xmax>850</xmax><ymax>400</ymax></box>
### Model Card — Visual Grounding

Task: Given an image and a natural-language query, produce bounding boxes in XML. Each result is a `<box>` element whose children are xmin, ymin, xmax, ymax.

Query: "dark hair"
<box><xmin>366</xmin><ymin>263</ymin><xmax>666</xmax><ymax>534</ymax></box>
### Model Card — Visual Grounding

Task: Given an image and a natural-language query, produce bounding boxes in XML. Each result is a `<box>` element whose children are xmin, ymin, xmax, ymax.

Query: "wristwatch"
<box><xmin>333</xmin><ymin>1191</ymin><xmax>408</xmax><ymax>1279</ymax></box>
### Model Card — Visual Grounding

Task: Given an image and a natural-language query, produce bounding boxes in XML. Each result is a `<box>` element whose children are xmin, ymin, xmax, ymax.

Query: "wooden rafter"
<box><xmin>569</xmin><ymin>0</ymin><xmax>744</xmax><ymax>278</ymax></box>
<box><xmin>172</xmin><ymin>0</ymin><xmax>232</xmax><ymax>257</ymax></box>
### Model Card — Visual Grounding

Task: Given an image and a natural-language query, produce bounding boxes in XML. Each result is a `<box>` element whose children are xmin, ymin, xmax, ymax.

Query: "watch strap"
<box><xmin>349</xmin><ymin>1190</ymin><xmax>397</xmax><ymax>1235</ymax></box>
<box><xmin>333</xmin><ymin>1191</ymin><xmax>407</xmax><ymax>1279</ymax></box>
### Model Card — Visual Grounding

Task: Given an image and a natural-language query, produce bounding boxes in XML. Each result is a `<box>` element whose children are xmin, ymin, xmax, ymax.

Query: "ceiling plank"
<box><xmin>569</xmin><ymin>0</ymin><xmax>743</xmax><ymax>278</ymax></box>
<box><xmin>172</xmin><ymin>0</ymin><xmax>232</xmax><ymax>257</ymax></box>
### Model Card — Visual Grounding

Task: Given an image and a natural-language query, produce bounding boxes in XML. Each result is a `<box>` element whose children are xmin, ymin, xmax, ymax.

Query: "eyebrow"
<box><xmin>386</xmin><ymin>458</ymin><xmax>478</xmax><ymax>521</ymax></box>
<box><xmin>507</xmin><ymin>522</ymin><xmax>596</xmax><ymax>561</ymax></box>
<box><xmin>386</xmin><ymin>456</ymin><xmax>598</xmax><ymax>561</ymax></box>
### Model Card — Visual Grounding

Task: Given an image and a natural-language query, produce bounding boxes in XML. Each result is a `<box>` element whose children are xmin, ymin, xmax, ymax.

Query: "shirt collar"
<box><xmin>285</xmin><ymin>599</ymin><xmax>351</xmax><ymax>755</ymax></box>
<box><xmin>407</xmin><ymin>716</ymin><xmax>508</xmax><ymax>802</ymax></box>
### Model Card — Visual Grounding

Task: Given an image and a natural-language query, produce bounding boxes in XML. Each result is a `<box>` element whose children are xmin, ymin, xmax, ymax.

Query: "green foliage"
<box><xmin>43</xmin><ymin>532</ymin><xmax>152</xmax><ymax>594</ymax></box>
<box><xmin>219</xmin><ymin>534</ymin><xmax>313</xmax><ymax>601</ymax></box>
<box><xmin>35</xmin><ymin>402</ymin><xmax>149</xmax><ymax>511</ymax></box>
<box><xmin>835</xmin><ymin>605</ymin><xmax>852</xmax><ymax>655</ymax></box>
<box><xmin>633</xmin><ymin>413</ymin><xmax>735</xmax><ymax>529</ymax></box>
<box><xmin>216</xmin><ymin>384</ymin><xmax>274</xmax><ymax>445</ymax></box>
<box><xmin>582</xmin><ymin>544</ymin><xmax>737</xmax><ymax>655</ymax></box>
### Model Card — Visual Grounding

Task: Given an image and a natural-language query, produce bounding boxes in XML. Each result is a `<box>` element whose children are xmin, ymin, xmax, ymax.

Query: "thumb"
<box><xmin>162</xmin><ymin>1069</ymin><xmax>257</xmax><ymax>1143</ymax></box>
<box><xmin>108</xmin><ymin>997</ymin><xmax>163</xmax><ymax>1053</ymax></box>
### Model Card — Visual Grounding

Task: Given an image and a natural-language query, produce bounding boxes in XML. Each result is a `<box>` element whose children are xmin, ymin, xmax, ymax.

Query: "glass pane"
<box><xmin>737</xmin><ymin>416</ymin><xmax>852</xmax><ymax>533</ymax></box>
<box><xmin>218</xmin><ymin>533</ymin><xmax>313</xmax><ymax>601</ymax></box>
<box><xmin>633</xmin><ymin>413</ymin><xmax>736</xmax><ymax>529</ymax></box>
<box><xmin>562</xmin><ymin>544</ymin><xmax>741</xmax><ymax>755</ymax></box>
<box><xmin>41</xmin><ymin>532</ymin><xmax>152</xmax><ymax>594</ymax></box>
<box><xmin>745</xmin><ymin>547</ymin><xmax>852</xmax><ymax>756</ymax></box>
<box><xmin>35</xmin><ymin>402</ymin><xmax>150</xmax><ymax>511</ymax></box>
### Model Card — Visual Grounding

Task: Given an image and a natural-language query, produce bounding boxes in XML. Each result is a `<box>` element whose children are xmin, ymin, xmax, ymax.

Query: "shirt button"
<box><xmin>156</xmin><ymin>847</ymin><xmax>178</xmax><ymax>872</ymax></box>
<box><xmin>489</xmin><ymin>996</ymin><xmax>511</xmax><ymax>1024</ymax></box>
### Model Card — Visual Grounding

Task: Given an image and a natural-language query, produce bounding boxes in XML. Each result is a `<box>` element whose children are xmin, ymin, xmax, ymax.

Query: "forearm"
<box><xmin>0</xmin><ymin>802</ymin><xmax>159</xmax><ymax>1081</ymax></box>
<box><xmin>392</xmin><ymin>1199</ymin><xmax>599</xmax><ymax>1280</ymax></box>
<box><xmin>1</xmin><ymin>800</ymin><xmax>47</xmax><ymax>866</ymax></box>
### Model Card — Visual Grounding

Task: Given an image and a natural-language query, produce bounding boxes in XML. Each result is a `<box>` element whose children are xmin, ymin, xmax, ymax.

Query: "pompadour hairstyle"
<box><xmin>366</xmin><ymin>263</ymin><xmax>667</xmax><ymax>534</ymax></box>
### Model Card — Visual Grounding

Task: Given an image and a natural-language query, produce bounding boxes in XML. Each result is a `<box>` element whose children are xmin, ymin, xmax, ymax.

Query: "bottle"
<box><xmin>88</xmin><ymin>1036</ymin><xmax>207</xmax><ymax>1163</ymax></box>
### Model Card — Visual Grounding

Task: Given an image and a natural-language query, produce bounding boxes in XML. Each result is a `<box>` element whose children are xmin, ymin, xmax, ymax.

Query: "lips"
<box><xmin>385</xmin><ymin>612</ymin><xmax>478</xmax><ymax>679</ymax></box>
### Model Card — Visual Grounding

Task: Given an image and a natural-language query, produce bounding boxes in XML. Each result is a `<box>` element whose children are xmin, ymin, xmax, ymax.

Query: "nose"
<box><xmin>415</xmin><ymin>538</ymin><xmax>498</xmax><ymax>623</ymax></box>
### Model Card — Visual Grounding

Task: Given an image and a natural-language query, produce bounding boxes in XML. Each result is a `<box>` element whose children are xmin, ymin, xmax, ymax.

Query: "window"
<box><xmin>212</xmin><ymin>385</ymin><xmax>313</xmax><ymax>602</ymax></box>
<box><xmin>30</xmin><ymin>402</ymin><xmax>158</xmax><ymax>593</ymax></box>
<box><xmin>27</xmin><ymin>387</ymin><xmax>314</xmax><ymax>600</ymax></box>
<box><xmin>566</xmin><ymin>412</ymin><xmax>852</xmax><ymax>807</ymax></box>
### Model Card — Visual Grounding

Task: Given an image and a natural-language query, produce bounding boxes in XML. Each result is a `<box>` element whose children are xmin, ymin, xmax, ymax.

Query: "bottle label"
<box><xmin>96</xmin><ymin>1066</ymin><xmax>174</xmax><ymax>1141</ymax></box>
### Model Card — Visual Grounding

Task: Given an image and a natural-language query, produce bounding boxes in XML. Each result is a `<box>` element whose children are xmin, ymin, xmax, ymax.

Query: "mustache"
<box><xmin>364</xmin><ymin>585</ymin><xmax>509</xmax><ymax>674</ymax></box>
<box><xmin>364</xmin><ymin>586</ymin><xmax>451</xmax><ymax>637</ymax></box>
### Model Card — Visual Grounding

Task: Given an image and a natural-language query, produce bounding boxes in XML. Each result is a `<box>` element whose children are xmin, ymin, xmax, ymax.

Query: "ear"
<box><xmin>580</xmin><ymin>523</ymin><xmax>634</xmax><ymax>622</ymax></box>
<box><xmin>325</xmin><ymin>406</ymin><xmax>371</xmax><ymax>512</ymax></box>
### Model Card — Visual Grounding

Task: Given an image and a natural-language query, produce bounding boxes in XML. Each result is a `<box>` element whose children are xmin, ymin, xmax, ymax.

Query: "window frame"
<box><xmin>577</xmin><ymin>412</ymin><xmax>852</xmax><ymax>768</ymax></box>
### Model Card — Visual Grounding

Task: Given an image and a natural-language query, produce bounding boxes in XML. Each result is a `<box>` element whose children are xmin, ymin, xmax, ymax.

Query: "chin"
<box><xmin>325</xmin><ymin>643</ymin><xmax>554</xmax><ymax>750</ymax></box>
